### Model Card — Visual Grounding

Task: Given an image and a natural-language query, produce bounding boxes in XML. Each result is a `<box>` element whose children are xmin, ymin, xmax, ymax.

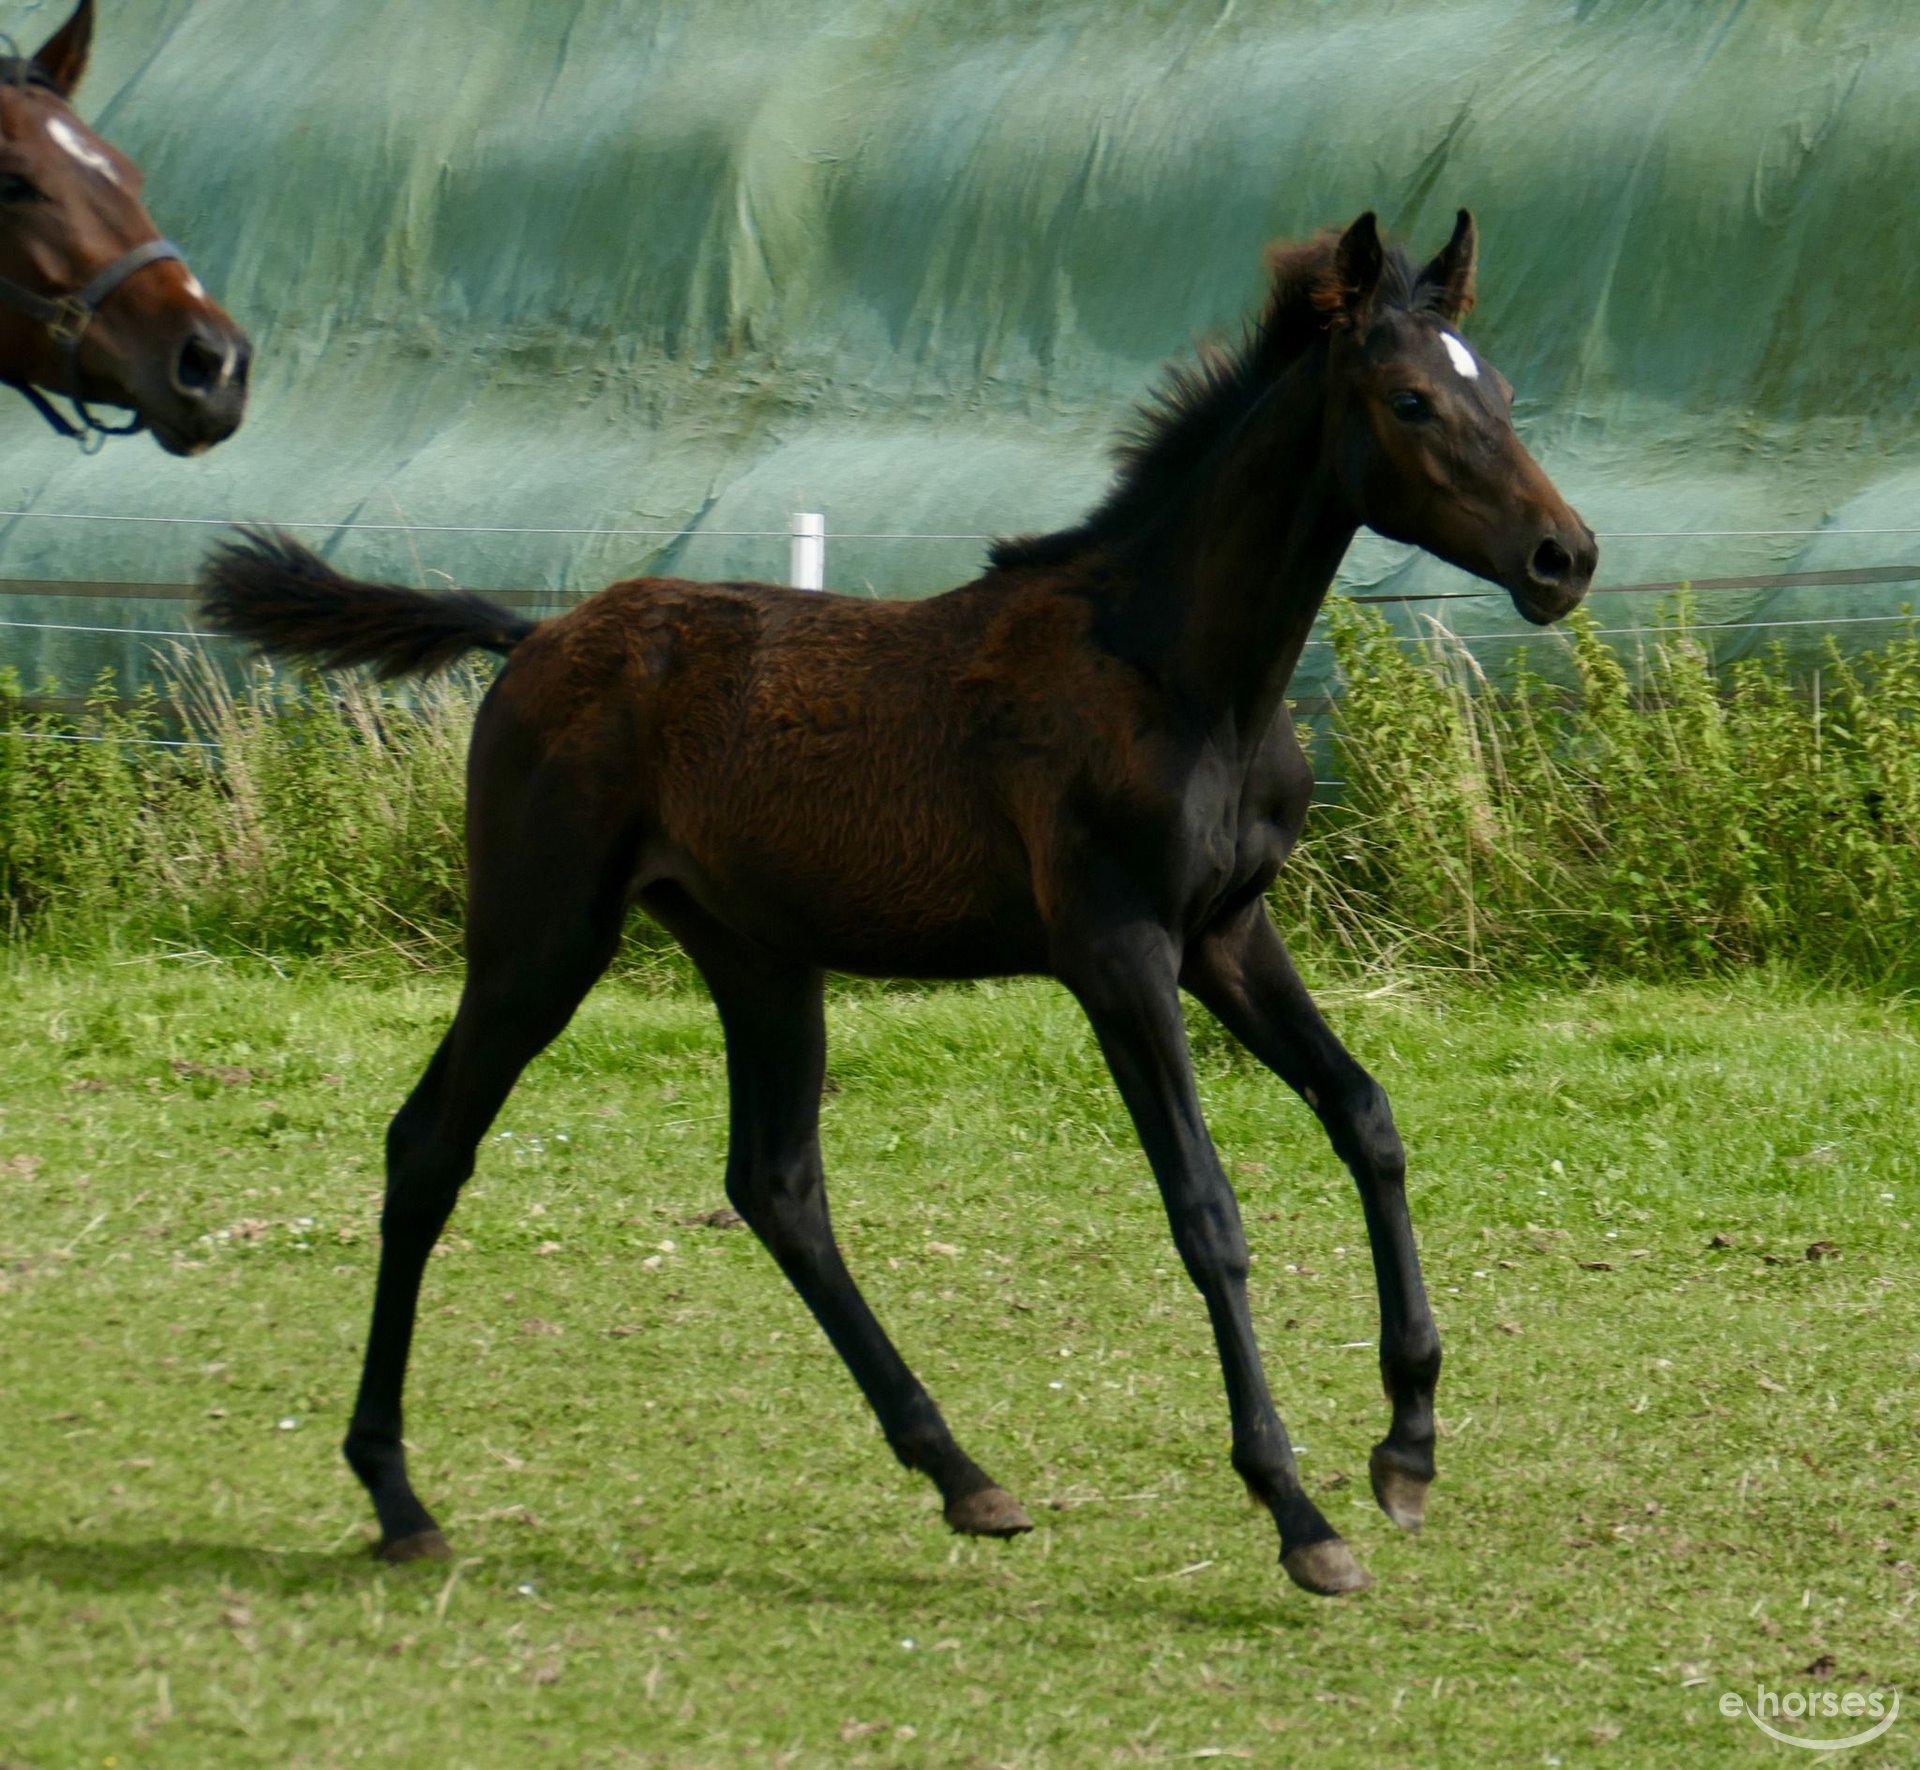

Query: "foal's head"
<box><xmin>0</xmin><ymin>0</ymin><xmax>249</xmax><ymax>453</ymax></box>
<box><xmin>1303</xmin><ymin>210</ymin><xmax>1594</xmax><ymax>623</ymax></box>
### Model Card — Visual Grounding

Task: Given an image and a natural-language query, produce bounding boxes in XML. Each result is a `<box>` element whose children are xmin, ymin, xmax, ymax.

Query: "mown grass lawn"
<box><xmin>1</xmin><ymin>957</ymin><xmax>1916</xmax><ymax>1768</ymax></box>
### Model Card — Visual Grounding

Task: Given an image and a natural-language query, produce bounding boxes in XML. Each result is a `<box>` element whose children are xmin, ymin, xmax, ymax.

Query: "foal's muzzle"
<box><xmin>1513</xmin><ymin>517</ymin><xmax>1598</xmax><ymax>624</ymax></box>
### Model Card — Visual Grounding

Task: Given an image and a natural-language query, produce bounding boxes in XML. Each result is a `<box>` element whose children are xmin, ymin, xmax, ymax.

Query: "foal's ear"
<box><xmin>1329</xmin><ymin>211</ymin><xmax>1386</xmax><ymax>326</ymax></box>
<box><xmin>1418</xmin><ymin>209</ymin><xmax>1478</xmax><ymax>324</ymax></box>
<box><xmin>31</xmin><ymin>0</ymin><xmax>94</xmax><ymax>99</ymax></box>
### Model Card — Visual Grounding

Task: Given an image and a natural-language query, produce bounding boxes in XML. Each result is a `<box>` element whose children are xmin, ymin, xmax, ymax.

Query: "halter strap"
<box><xmin>0</xmin><ymin>237</ymin><xmax>184</xmax><ymax>449</ymax></box>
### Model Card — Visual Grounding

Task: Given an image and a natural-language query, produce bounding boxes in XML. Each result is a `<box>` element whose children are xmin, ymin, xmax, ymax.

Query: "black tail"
<box><xmin>196</xmin><ymin>527</ymin><xmax>538</xmax><ymax>680</ymax></box>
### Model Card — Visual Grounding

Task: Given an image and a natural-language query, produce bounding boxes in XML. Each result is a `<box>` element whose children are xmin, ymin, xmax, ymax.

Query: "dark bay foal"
<box><xmin>201</xmin><ymin>211</ymin><xmax>1594</xmax><ymax>1596</ymax></box>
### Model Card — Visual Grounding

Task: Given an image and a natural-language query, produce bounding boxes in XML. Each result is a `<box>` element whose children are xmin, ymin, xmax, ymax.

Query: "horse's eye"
<box><xmin>0</xmin><ymin>174</ymin><xmax>43</xmax><ymax>204</ymax></box>
<box><xmin>1388</xmin><ymin>390</ymin><xmax>1432</xmax><ymax>423</ymax></box>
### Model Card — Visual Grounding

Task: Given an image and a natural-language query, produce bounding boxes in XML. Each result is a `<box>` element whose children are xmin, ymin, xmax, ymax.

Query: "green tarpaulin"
<box><xmin>3</xmin><ymin>0</ymin><xmax>1916</xmax><ymax>699</ymax></box>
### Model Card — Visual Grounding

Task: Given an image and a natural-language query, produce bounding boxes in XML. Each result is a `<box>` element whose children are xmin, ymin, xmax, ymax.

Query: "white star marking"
<box><xmin>47</xmin><ymin>116</ymin><xmax>119</xmax><ymax>186</ymax></box>
<box><xmin>1440</xmin><ymin>332</ymin><xmax>1479</xmax><ymax>380</ymax></box>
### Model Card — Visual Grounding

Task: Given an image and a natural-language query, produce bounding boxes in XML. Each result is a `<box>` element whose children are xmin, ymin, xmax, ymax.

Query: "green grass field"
<box><xmin>2</xmin><ymin>958</ymin><xmax>1916</xmax><ymax>1767</ymax></box>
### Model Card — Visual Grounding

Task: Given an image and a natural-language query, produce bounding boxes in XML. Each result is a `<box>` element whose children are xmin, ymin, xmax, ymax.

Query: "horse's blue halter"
<box><xmin>0</xmin><ymin>44</ymin><xmax>184</xmax><ymax>450</ymax></box>
<box><xmin>0</xmin><ymin>235</ymin><xmax>185</xmax><ymax>449</ymax></box>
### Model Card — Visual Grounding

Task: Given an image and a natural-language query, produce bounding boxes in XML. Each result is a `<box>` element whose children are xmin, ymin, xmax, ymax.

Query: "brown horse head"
<box><xmin>0</xmin><ymin>0</ymin><xmax>248</xmax><ymax>453</ymax></box>
<box><xmin>1312</xmin><ymin>210</ymin><xmax>1594</xmax><ymax>623</ymax></box>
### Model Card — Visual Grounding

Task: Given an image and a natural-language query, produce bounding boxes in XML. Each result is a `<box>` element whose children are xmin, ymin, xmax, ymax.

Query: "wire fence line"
<box><xmin>9</xmin><ymin>601</ymin><xmax>1911</xmax><ymax>759</ymax></box>
<box><xmin>0</xmin><ymin>505</ymin><xmax>1916</xmax><ymax>542</ymax></box>
<box><xmin>0</xmin><ymin>723</ymin><xmax>1346</xmax><ymax>782</ymax></box>
<box><xmin>2</xmin><ymin>579</ymin><xmax>1915</xmax><ymax>650</ymax></box>
<box><xmin>0</xmin><ymin>616</ymin><xmax>226</xmax><ymax>640</ymax></box>
<box><xmin>5</xmin><ymin>507</ymin><xmax>1917</xmax><ymax>757</ymax></box>
<box><xmin>3</xmin><ymin>551</ymin><xmax>1917</xmax><ymax>641</ymax></box>
<box><xmin>4</xmin><ymin>607</ymin><xmax>1913</xmax><ymax>651</ymax></box>
<box><xmin>1</xmin><ymin>506</ymin><xmax>1916</xmax><ymax>642</ymax></box>
<box><xmin>3</xmin><ymin>727</ymin><xmax>216</xmax><ymax>749</ymax></box>
<box><xmin>1301</xmin><ymin>609</ymin><xmax>1920</xmax><ymax>651</ymax></box>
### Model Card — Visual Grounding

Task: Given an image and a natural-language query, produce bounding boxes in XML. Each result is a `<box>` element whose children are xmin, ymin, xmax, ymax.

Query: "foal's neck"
<box><xmin>1121</xmin><ymin>351</ymin><xmax>1356</xmax><ymax>749</ymax></box>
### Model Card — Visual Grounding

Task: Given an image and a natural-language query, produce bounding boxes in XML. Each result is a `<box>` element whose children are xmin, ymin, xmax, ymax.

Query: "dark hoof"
<box><xmin>944</xmin><ymin>1486</ymin><xmax>1033</xmax><ymax>1538</ymax></box>
<box><xmin>1369</xmin><ymin>1445</ymin><xmax>1431</xmax><ymax>1535</ymax></box>
<box><xmin>375</xmin><ymin>1528</ymin><xmax>451</xmax><ymax>1564</ymax></box>
<box><xmin>1280</xmin><ymin>1538</ymin><xmax>1372</xmax><ymax>1596</ymax></box>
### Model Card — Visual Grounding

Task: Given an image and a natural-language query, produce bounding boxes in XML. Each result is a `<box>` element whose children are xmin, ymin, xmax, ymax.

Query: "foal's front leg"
<box><xmin>1182</xmin><ymin>900</ymin><xmax>1440</xmax><ymax>1537</ymax></box>
<box><xmin>1058</xmin><ymin>918</ymin><xmax>1369</xmax><ymax>1596</ymax></box>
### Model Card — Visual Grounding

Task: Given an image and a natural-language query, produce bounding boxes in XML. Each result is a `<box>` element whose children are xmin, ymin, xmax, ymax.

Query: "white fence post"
<box><xmin>789</xmin><ymin>511</ymin><xmax>825</xmax><ymax>591</ymax></box>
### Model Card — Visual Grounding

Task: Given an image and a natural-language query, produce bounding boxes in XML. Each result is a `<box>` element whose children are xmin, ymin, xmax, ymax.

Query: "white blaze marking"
<box><xmin>47</xmin><ymin>116</ymin><xmax>119</xmax><ymax>185</ymax></box>
<box><xmin>1440</xmin><ymin>331</ymin><xmax>1479</xmax><ymax>380</ymax></box>
<box><xmin>183</xmin><ymin>272</ymin><xmax>207</xmax><ymax>300</ymax></box>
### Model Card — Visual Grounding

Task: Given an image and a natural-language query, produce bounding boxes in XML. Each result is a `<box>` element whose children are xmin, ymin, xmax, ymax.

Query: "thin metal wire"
<box><xmin>1301</xmin><ymin>610</ymin><xmax>1919</xmax><ymax>648</ymax></box>
<box><xmin>2</xmin><ymin>728</ymin><xmax>216</xmax><ymax>750</ymax></box>
<box><xmin>1492</xmin><ymin>611</ymin><xmax>1920</xmax><ymax>643</ymax></box>
<box><xmin>0</xmin><ymin>505</ymin><xmax>1916</xmax><ymax>543</ymax></box>
<box><xmin>0</xmin><ymin>719</ymin><xmax>1355</xmax><ymax>776</ymax></box>
<box><xmin>0</xmin><ymin>724</ymin><xmax>1339</xmax><ymax>769</ymax></box>
<box><xmin>1592</xmin><ymin>527</ymin><xmax>1920</xmax><ymax>540</ymax></box>
<box><xmin>0</xmin><ymin>616</ymin><xmax>221</xmax><ymax>639</ymax></box>
<box><xmin>2</xmin><ymin>607</ymin><xmax>1914</xmax><ymax>648</ymax></box>
<box><xmin>0</xmin><ymin>509</ymin><xmax>790</xmax><ymax>538</ymax></box>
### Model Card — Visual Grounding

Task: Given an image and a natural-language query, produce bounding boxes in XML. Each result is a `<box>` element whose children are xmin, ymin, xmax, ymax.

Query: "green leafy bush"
<box><xmin>0</xmin><ymin>654</ymin><xmax>472</xmax><ymax>963</ymax></box>
<box><xmin>1278</xmin><ymin>600</ymin><xmax>1920</xmax><ymax>987</ymax></box>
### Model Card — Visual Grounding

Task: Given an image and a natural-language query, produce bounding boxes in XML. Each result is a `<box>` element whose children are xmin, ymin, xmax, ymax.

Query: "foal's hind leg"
<box><xmin>344</xmin><ymin>798</ymin><xmax>627</xmax><ymax>1561</ymax></box>
<box><xmin>659</xmin><ymin>905</ymin><xmax>1030</xmax><ymax>1537</ymax></box>
<box><xmin>1183</xmin><ymin>901</ymin><xmax>1440</xmax><ymax>1537</ymax></box>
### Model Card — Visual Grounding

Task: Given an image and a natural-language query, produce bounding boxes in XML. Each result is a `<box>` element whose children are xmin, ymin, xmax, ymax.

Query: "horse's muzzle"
<box><xmin>152</xmin><ymin>317</ymin><xmax>250</xmax><ymax>454</ymax></box>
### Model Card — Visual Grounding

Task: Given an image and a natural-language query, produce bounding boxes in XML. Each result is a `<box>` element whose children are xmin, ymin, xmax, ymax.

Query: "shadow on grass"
<box><xmin>0</xmin><ymin>1531</ymin><xmax>364</xmax><ymax>1595</ymax></box>
<box><xmin>0</xmin><ymin>1527</ymin><xmax>1324</xmax><ymax>1633</ymax></box>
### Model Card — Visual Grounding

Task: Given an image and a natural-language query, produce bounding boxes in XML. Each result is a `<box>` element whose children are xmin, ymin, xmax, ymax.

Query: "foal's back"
<box><xmin>479</xmin><ymin>567</ymin><xmax>1159</xmax><ymax>977</ymax></box>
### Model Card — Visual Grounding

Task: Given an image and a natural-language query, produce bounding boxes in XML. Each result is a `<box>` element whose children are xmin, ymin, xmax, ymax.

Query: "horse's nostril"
<box><xmin>173</xmin><ymin>330</ymin><xmax>227</xmax><ymax>398</ymax></box>
<box><xmin>1530</xmin><ymin>537</ymin><xmax>1573</xmax><ymax>584</ymax></box>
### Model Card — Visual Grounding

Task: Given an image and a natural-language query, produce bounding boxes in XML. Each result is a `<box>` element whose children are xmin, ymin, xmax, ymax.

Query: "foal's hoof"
<box><xmin>1280</xmin><ymin>1538</ymin><xmax>1373</xmax><ymax>1597</ymax></box>
<box><xmin>944</xmin><ymin>1486</ymin><xmax>1034</xmax><ymax>1538</ymax></box>
<box><xmin>375</xmin><ymin>1528</ymin><xmax>452</xmax><ymax>1564</ymax></box>
<box><xmin>1369</xmin><ymin>1446</ymin><xmax>1431</xmax><ymax>1535</ymax></box>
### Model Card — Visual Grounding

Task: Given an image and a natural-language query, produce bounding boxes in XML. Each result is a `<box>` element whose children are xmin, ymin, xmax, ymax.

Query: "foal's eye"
<box><xmin>1388</xmin><ymin>390</ymin><xmax>1432</xmax><ymax>423</ymax></box>
<box><xmin>0</xmin><ymin>173</ymin><xmax>43</xmax><ymax>204</ymax></box>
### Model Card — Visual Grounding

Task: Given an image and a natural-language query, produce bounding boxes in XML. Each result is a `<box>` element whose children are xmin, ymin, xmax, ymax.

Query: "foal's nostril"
<box><xmin>173</xmin><ymin>329</ymin><xmax>228</xmax><ymax>399</ymax></box>
<box><xmin>1530</xmin><ymin>537</ymin><xmax>1574</xmax><ymax>585</ymax></box>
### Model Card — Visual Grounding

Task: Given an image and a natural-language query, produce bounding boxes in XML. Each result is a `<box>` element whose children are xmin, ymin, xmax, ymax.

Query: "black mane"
<box><xmin>990</xmin><ymin>234</ymin><xmax>1439</xmax><ymax>571</ymax></box>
